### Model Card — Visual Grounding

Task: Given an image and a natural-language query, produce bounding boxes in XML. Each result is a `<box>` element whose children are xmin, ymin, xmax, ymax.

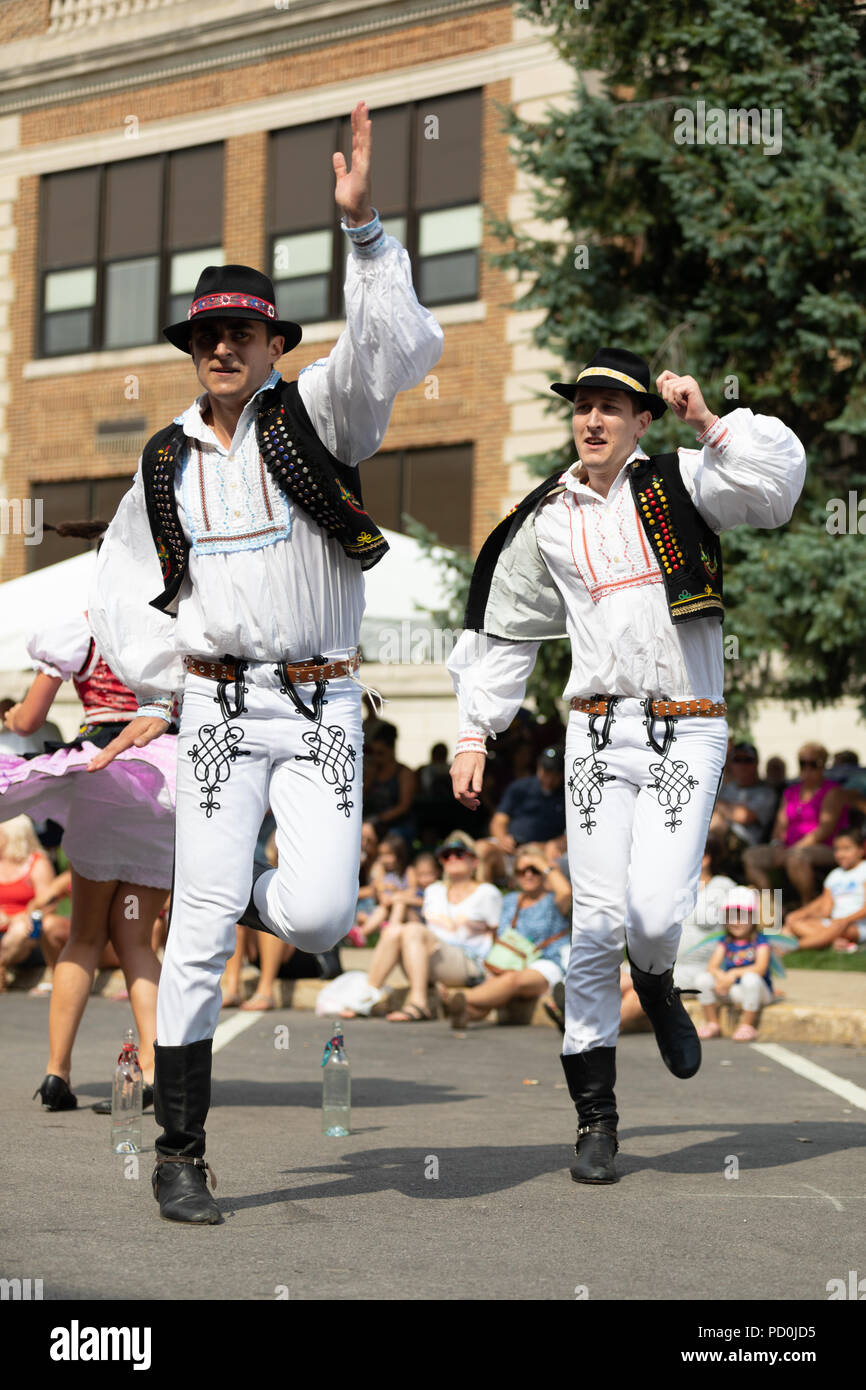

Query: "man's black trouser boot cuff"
<box><xmin>152</xmin><ymin>1038</ymin><xmax>221</xmax><ymax>1224</ymax></box>
<box><xmin>627</xmin><ymin>955</ymin><xmax>701</xmax><ymax>1079</ymax></box>
<box><xmin>560</xmin><ymin>1048</ymin><xmax>619</xmax><ymax>1185</ymax></box>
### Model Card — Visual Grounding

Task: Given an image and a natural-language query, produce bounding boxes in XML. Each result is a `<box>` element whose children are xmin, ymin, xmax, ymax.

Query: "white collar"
<box><xmin>562</xmin><ymin>445</ymin><xmax>649</xmax><ymax>500</ymax></box>
<box><xmin>175</xmin><ymin>368</ymin><xmax>283</xmax><ymax>443</ymax></box>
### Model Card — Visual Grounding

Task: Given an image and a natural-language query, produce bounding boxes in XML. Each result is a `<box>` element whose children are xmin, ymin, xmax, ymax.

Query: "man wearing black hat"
<box><xmin>449</xmin><ymin>347</ymin><xmax>805</xmax><ymax>1183</ymax></box>
<box><xmin>87</xmin><ymin>101</ymin><xmax>443</xmax><ymax>1223</ymax></box>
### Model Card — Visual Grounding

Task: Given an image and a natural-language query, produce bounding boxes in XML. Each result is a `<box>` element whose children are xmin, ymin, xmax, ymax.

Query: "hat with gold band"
<box><xmin>550</xmin><ymin>347</ymin><xmax>667</xmax><ymax>420</ymax></box>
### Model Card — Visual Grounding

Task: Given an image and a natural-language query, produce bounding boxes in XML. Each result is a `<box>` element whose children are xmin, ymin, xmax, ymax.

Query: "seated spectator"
<box><xmin>784</xmin><ymin>829</ymin><xmax>866</xmax><ymax>952</ymax></box>
<box><xmin>487</xmin><ymin>746</ymin><xmax>567</xmax><ymax>860</ymax></box>
<box><xmin>418</xmin><ymin>743</ymin><xmax>451</xmax><ymax>797</ymax></box>
<box><xmin>0</xmin><ymin>816</ymin><xmax>69</xmax><ymax>992</ymax></box>
<box><xmin>694</xmin><ymin>888</ymin><xmax>774</xmax><ymax>1042</ymax></box>
<box><xmin>341</xmin><ymin>831</ymin><xmax>501</xmax><ymax>1021</ymax></box>
<box><xmin>356</xmin><ymin>821</ymin><xmax>380</xmax><ymax>918</ymax></box>
<box><xmin>363</xmin><ymin>721</ymin><xmax>417</xmax><ymax>846</ymax></box>
<box><xmin>674</xmin><ymin>833</ymin><xmax>738</xmax><ymax>990</ymax></box>
<box><xmin>710</xmin><ymin>742</ymin><xmax>778</xmax><ymax>866</ymax></box>
<box><xmin>743</xmin><ymin>743</ymin><xmax>849</xmax><ymax>906</ymax></box>
<box><xmin>438</xmin><ymin>845</ymin><xmax>571</xmax><ymax>1028</ymax></box>
<box><xmin>765</xmin><ymin>755</ymin><xmax>788</xmax><ymax>792</ymax></box>
<box><xmin>825</xmin><ymin>750</ymin><xmax>866</xmax><ymax>794</ymax></box>
<box><xmin>347</xmin><ymin>833</ymin><xmax>415</xmax><ymax>945</ymax></box>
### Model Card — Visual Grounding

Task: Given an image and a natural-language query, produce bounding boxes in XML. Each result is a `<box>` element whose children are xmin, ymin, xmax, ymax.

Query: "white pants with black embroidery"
<box><xmin>562</xmin><ymin>699</ymin><xmax>728</xmax><ymax>1055</ymax></box>
<box><xmin>157</xmin><ymin>667</ymin><xmax>362</xmax><ymax>1046</ymax></box>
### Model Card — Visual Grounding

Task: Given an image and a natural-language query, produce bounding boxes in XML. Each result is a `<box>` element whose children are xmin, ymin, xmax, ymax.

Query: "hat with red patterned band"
<box><xmin>162</xmin><ymin>263</ymin><xmax>303</xmax><ymax>354</ymax></box>
<box><xmin>550</xmin><ymin>347</ymin><xmax>667</xmax><ymax>420</ymax></box>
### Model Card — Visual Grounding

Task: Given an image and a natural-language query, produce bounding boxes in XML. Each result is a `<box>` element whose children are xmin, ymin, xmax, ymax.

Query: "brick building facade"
<box><xmin>0</xmin><ymin>0</ymin><xmax>582</xmax><ymax>760</ymax></box>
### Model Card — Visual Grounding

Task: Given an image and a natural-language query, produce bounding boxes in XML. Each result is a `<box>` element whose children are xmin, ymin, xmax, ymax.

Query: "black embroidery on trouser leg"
<box><xmin>642</xmin><ymin>699</ymin><xmax>698</xmax><ymax>833</ymax></box>
<box><xmin>295</xmin><ymin>723</ymin><xmax>357</xmax><ymax>818</ymax></box>
<box><xmin>567</xmin><ymin>696</ymin><xmax>619</xmax><ymax>835</ymax></box>
<box><xmin>277</xmin><ymin>661</ymin><xmax>356</xmax><ymax>818</ymax></box>
<box><xmin>187</xmin><ymin>662</ymin><xmax>251</xmax><ymax>818</ymax></box>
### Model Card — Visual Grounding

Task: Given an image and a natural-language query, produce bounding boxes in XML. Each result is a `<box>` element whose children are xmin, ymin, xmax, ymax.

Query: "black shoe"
<box><xmin>627</xmin><ymin>957</ymin><xmax>701</xmax><ymax>1079</ymax></box>
<box><xmin>33</xmin><ymin>1074</ymin><xmax>77</xmax><ymax>1111</ymax></box>
<box><xmin>315</xmin><ymin>948</ymin><xmax>343</xmax><ymax>981</ymax></box>
<box><xmin>151</xmin><ymin>1039</ymin><xmax>221</xmax><ymax>1225</ymax></box>
<box><xmin>238</xmin><ymin>863</ymin><xmax>277</xmax><ymax>936</ymax></box>
<box><xmin>561</xmin><ymin>1048</ymin><xmax>619</xmax><ymax>1184</ymax></box>
<box><xmin>93</xmin><ymin>1085</ymin><xmax>154</xmax><ymax>1115</ymax></box>
<box><xmin>572</xmin><ymin>1126</ymin><xmax>619</xmax><ymax>1184</ymax></box>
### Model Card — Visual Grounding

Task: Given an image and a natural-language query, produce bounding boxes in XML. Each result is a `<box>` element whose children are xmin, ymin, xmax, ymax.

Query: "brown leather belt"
<box><xmin>184</xmin><ymin>653</ymin><xmax>361</xmax><ymax>685</ymax></box>
<box><xmin>570</xmin><ymin>696</ymin><xmax>727</xmax><ymax>718</ymax></box>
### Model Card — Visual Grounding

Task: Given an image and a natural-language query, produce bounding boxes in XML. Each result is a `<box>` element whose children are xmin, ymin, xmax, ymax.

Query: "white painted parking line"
<box><xmin>212</xmin><ymin>1011</ymin><xmax>261</xmax><ymax>1054</ymax></box>
<box><xmin>752</xmin><ymin>1042</ymin><xmax>866</xmax><ymax>1112</ymax></box>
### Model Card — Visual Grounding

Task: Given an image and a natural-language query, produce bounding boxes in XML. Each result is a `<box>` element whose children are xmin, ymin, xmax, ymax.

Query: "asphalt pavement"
<box><xmin>2</xmin><ymin>994</ymin><xmax>865</xmax><ymax>1303</ymax></box>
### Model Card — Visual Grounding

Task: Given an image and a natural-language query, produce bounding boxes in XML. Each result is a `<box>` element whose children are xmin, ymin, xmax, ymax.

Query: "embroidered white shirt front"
<box><xmin>180</xmin><ymin>379</ymin><xmax>292</xmax><ymax>556</ymax></box>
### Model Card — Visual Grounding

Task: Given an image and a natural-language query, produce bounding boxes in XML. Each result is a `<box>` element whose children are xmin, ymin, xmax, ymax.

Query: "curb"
<box><xmin>9</xmin><ymin>966</ymin><xmax>865</xmax><ymax>1047</ymax></box>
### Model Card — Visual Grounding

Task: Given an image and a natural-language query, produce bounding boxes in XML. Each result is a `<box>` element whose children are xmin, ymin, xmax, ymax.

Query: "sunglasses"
<box><xmin>731</xmin><ymin>755</ymin><xmax>756</xmax><ymax>764</ymax></box>
<box><xmin>798</xmin><ymin>759</ymin><xmax>820</xmax><ymax>769</ymax></box>
<box><xmin>516</xmin><ymin>864</ymin><xmax>543</xmax><ymax>875</ymax></box>
<box><xmin>440</xmin><ymin>848</ymin><xmax>472</xmax><ymax>861</ymax></box>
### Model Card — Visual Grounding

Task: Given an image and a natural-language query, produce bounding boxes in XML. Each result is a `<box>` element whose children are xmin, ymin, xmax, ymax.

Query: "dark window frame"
<box><xmin>268</xmin><ymin>95</ymin><xmax>482</xmax><ymax>323</ymax></box>
<box><xmin>359</xmin><ymin>442</ymin><xmax>474</xmax><ymax>552</ymax></box>
<box><xmin>37</xmin><ymin>144</ymin><xmax>224</xmax><ymax>359</ymax></box>
<box><xmin>28</xmin><ymin>474</ymin><xmax>137</xmax><ymax>573</ymax></box>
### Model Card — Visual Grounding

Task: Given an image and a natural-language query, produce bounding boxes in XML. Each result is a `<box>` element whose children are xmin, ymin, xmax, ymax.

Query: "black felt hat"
<box><xmin>162</xmin><ymin>263</ymin><xmax>303</xmax><ymax>354</ymax></box>
<box><xmin>550</xmin><ymin>347</ymin><xmax>667</xmax><ymax>420</ymax></box>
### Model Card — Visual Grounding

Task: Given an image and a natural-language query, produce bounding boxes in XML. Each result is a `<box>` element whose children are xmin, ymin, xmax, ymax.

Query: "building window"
<box><xmin>269</xmin><ymin>90</ymin><xmax>482</xmax><ymax>322</ymax></box>
<box><xmin>358</xmin><ymin>444</ymin><xmax>473</xmax><ymax>551</ymax></box>
<box><xmin>38</xmin><ymin>145</ymin><xmax>224</xmax><ymax>357</ymax></box>
<box><xmin>28</xmin><ymin>476</ymin><xmax>135</xmax><ymax>572</ymax></box>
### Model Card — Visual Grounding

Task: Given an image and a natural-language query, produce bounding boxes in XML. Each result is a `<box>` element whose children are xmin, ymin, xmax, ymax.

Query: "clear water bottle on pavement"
<box><xmin>321</xmin><ymin>1027</ymin><xmax>350</xmax><ymax>1136</ymax></box>
<box><xmin>111</xmin><ymin>1029</ymin><xmax>142</xmax><ymax>1154</ymax></box>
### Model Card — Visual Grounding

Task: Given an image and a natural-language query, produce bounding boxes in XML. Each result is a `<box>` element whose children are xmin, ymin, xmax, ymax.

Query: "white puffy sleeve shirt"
<box><xmin>449</xmin><ymin>408</ymin><xmax>806</xmax><ymax>741</ymax></box>
<box><xmin>89</xmin><ymin>233</ymin><xmax>444</xmax><ymax>706</ymax></box>
<box><xmin>27</xmin><ymin>612</ymin><xmax>93</xmax><ymax>681</ymax></box>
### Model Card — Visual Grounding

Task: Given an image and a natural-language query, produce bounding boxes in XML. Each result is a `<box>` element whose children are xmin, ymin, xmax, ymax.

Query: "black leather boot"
<box><xmin>561</xmin><ymin>1048</ymin><xmax>619</xmax><ymax>1184</ymax></box>
<box><xmin>238</xmin><ymin>863</ymin><xmax>277</xmax><ymax>936</ymax></box>
<box><xmin>627</xmin><ymin>956</ymin><xmax>701</xmax><ymax>1079</ymax></box>
<box><xmin>151</xmin><ymin>1038</ymin><xmax>221</xmax><ymax>1224</ymax></box>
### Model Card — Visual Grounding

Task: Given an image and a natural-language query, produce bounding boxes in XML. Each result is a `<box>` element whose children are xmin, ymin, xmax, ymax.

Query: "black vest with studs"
<box><xmin>140</xmin><ymin>378</ymin><xmax>388</xmax><ymax>614</ymax></box>
<box><xmin>465</xmin><ymin>452</ymin><xmax>723</xmax><ymax>631</ymax></box>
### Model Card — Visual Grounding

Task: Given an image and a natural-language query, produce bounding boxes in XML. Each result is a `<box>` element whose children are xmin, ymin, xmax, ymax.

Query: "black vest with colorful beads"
<box><xmin>140</xmin><ymin>377</ymin><xmax>388</xmax><ymax>615</ymax></box>
<box><xmin>465</xmin><ymin>452</ymin><xmax>723</xmax><ymax>632</ymax></box>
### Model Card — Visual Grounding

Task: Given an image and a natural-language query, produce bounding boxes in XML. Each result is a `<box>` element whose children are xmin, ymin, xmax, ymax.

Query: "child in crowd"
<box><xmin>694</xmin><ymin>887</ymin><xmax>774</xmax><ymax>1043</ymax></box>
<box><xmin>347</xmin><ymin>834</ymin><xmax>416</xmax><ymax>945</ymax></box>
<box><xmin>784</xmin><ymin>829</ymin><xmax>866</xmax><ymax>952</ymax></box>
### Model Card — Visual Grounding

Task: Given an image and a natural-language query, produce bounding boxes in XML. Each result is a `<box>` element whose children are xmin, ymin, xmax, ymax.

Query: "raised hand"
<box><xmin>333</xmin><ymin>100</ymin><xmax>373</xmax><ymax>226</ymax></box>
<box><xmin>655</xmin><ymin>370</ymin><xmax>714</xmax><ymax>433</ymax></box>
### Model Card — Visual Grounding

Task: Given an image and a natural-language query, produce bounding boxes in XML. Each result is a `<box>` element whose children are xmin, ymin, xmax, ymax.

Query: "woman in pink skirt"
<box><xmin>0</xmin><ymin>525</ymin><xmax>177</xmax><ymax>1112</ymax></box>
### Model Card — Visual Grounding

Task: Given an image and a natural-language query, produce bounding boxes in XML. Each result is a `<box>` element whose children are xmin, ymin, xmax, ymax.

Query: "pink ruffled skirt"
<box><xmin>0</xmin><ymin>736</ymin><xmax>177</xmax><ymax>889</ymax></box>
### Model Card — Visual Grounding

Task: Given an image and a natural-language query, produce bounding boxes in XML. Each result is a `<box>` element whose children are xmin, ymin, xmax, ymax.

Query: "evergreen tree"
<box><xmin>480</xmin><ymin>0</ymin><xmax>866</xmax><ymax>728</ymax></box>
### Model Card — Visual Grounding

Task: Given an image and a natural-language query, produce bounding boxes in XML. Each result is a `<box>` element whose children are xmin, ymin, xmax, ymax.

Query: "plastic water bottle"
<box><xmin>111</xmin><ymin>1029</ymin><xmax>142</xmax><ymax>1154</ymax></box>
<box><xmin>29</xmin><ymin>909</ymin><xmax>42</xmax><ymax>939</ymax></box>
<box><xmin>321</xmin><ymin>1027</ymin><xmax>350</xmax><ymax>1136</ymax></box>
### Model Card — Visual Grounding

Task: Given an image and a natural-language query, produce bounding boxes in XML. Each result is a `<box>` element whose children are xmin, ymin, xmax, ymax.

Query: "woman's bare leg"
<box><xmin>45</xmin><ymin>871</ymin><xmax>116</xmax><ymax>1082</ymax></box>
<box><xmin>109</xmin><ymin>883</ymin><xmax>167</xmax><ymax>1084</ymax></box>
